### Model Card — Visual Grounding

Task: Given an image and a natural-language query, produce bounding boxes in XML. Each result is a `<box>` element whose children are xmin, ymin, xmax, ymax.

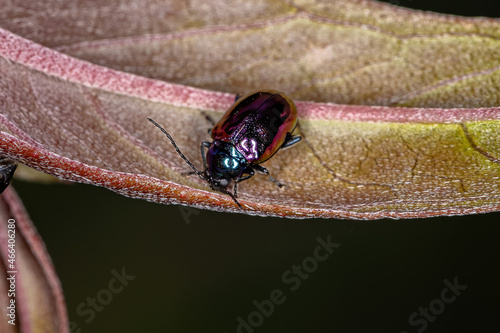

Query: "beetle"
<box><xmin>0</xmin><ymin>156</ymin><xmax>17</xmax><ymax>194</ymax></box>
<box><xmin>148</xmin><ymin>90</ymin><xmax>302</xmax><ymax>207</ymax></box>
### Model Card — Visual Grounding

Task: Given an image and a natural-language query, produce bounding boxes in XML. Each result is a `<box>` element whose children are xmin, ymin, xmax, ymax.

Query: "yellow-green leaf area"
<box><xmin>463</xmin><ymin>121</ymin><xmax>500</xmax><ymax>163</ymax></box>
<box><xmin>295</xmin><ymin>0</ymin><xmax>500</xmax><ymax>37</ymax></box>
<box><xmin>295</xmin><ymin>119</ymin><xmax>500</xmax><ymax>213</ymax></box>
<box><xmin>55</xmin><ymin>4</ymin><xmax>500</xmax><ymax>108</ymax></box>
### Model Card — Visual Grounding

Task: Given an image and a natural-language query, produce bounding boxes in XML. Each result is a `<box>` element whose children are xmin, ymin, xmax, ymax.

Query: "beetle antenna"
<box><xmin>148</xmin><ymin>118</ymin><xmax>206</xmax><ymax>180</ymax></box>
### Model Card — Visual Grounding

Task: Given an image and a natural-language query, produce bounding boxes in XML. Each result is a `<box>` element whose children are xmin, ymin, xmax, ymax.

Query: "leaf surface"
<box><xmin>0</xmin><ymin>188</ymin><xmax>68</xmax><ymax>331</ymax></box>
<box><xmin>1</xmin><ymin>1</ymin><xmax>500</xmax><ymax>218</ymax></box>
<box><xmin>3</xmin><ymin>0</ymin><xmax>499</xmax><ymax>107</ymax></box>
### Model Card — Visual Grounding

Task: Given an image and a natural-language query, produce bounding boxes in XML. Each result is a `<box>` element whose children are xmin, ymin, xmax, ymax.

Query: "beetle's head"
<box><xmin>205</xmin><ymin>141</ymin><xmax>246</xmax><ymax>191</ymax></box>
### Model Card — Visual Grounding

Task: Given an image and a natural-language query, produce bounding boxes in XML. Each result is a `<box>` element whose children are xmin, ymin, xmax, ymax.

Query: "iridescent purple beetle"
<box><xmin>148</xmin><ymin>90</ymin><xmax>301</xmax><ymax>207</ymax></box>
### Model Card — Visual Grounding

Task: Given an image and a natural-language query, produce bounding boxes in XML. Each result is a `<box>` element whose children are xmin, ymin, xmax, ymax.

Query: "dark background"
<box><xmin>11</xmin><ymin>1</ymin><xmax>500</xmax><ymax>332</ymax></box>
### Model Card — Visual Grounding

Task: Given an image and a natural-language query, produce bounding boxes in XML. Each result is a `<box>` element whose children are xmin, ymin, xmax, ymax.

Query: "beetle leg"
<box><xmin>200</xmin><ymin>111</ymin><xmax>215</xmax><ymax>135</ymax></box>
<box><xmin>180</xmin><ymin>142</ymin><xmax>211</xmax><ymax>178</ymax></box>
<box><xmin>201</xmin><ymin>141</ymin><xmax>211</xmax><ymax>173</ymax></box>
<box><xmin>253</xmin><ymin>164</ymin><xmax>268</xmax><ymax>174</ymax></box>
<box><xmin>234</xmin><ymin>167</ymin><xmax>255</xmax><ymax>198</ymax></box>
<box><xmin>253</xmin><ymin>165</ymin><xmax>286</xmax><ymax>188</ymax></box>
<box><xmin>200</xmin><ymin>111</ymin><xmax>216</xmax><ymax>127</ymax></box>
<box><xmin>234</xmin><ymin>93</ymin><xmax>243</xmax><ymax>102</ymax></box>
<box><xmin>219</xmin><ymin>188</ymin><xmax>242</xmax><ymax>208</ymax></box>
<box><xmin>281</xmin><ymin>132</ymin><xmax>302</xmax><ymax>148</ymax></box>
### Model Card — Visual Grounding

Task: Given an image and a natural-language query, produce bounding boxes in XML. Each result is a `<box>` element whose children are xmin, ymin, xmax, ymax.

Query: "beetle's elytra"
<box><xmin>148</xmin><ymin>90</ymin><xmax>302</xmax><ymax>208</ymax></box>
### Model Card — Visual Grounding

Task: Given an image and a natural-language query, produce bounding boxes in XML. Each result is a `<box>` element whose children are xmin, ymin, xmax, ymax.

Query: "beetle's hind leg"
<box><xmin>281</xmin><ymin>132</ymin><xmax>302</xmax><ymax>148</ymax></box>
<box><xmin>253</xmin><ymin>165</ymin><xmax>286</xmax><ymax>188</ymax></box>
<box><xmin>259</xmin><ymin>132</ymin><xmax>301</xmax><ymax>188</ymax></box>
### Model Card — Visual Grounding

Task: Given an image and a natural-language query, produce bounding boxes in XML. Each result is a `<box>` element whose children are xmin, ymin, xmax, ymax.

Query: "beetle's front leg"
<box><xmin>234</xmin><ymin>166</ymin><xmax>255</xmax><ymax>198</ymax></box>
<box><xmin>183</xmin><ymin>142</ymin><xmax>212</xmax><ymax>179</ymax></box>
<box><xmin>201</xmin><ymin>141</ymin><xmax>211</xmax><ymax>172</ymax></box>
